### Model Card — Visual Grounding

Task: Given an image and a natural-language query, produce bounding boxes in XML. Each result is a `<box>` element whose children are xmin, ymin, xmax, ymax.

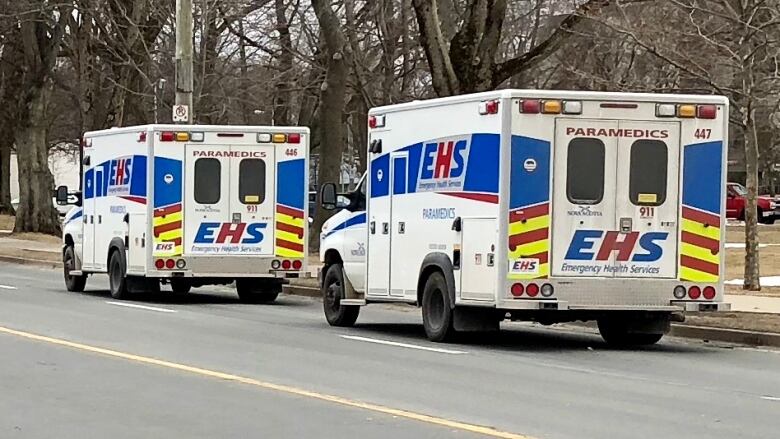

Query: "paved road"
<box><xmin>0</xmin><ymin>263</ymin><xmax>779</xmax><ymax>439</ymax></box>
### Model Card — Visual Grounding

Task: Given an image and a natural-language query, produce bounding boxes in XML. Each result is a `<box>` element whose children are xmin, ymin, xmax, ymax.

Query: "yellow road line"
<box><xmin>0</xmin><ymin>325</ymin><xmax>535</xmax><ymax>439</ymax></box>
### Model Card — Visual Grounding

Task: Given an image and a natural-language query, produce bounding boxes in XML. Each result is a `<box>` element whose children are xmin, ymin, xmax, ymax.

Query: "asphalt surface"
<box><xmin>1</xmin><ymin>262</ymin><xmax>779</xmax><ymax>439</ymax></box>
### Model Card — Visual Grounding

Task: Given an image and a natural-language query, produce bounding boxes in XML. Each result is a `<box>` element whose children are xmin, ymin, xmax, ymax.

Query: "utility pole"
<box><xmin>175</xmin><ymin>0</ymin><xmax>193</xmax><ymax>124</ymax></box>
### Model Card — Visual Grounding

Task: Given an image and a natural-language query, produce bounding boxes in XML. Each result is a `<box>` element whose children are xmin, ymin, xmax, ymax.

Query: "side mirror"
<box><xmin>55</xmin><ymin>186</ymin><xmax>69</xmax><ymax>205</ymax></box>
<box><xmin>82</xmin><ymin>156</ymin><xmax>91</xmax><ymax>166</ymax></box>
<box><xmin>320</xmin><ymin>183</ymin><xmax>338</xmax><ymax>210</ymax></box>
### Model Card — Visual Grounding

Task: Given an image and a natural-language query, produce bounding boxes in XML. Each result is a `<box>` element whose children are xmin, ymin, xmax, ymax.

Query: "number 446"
<box><xmin>694</xmin><ymin>128</ymin><xmax>712</xmax><ymax>140</ymax></box>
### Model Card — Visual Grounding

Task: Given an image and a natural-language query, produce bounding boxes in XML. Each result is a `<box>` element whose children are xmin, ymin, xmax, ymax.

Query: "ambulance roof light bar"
<box><xmin>368</xmin><ymin>115</ymin><xmax>385</xmax><ymax>128</ymax></box>
<box><xmin>656</xmin><ymin>103</ymin><xmax>719</xmax><ymax>119</ymax></box>
<box><xmin>256</xmin><ymin>132</ymin><xmax>302</xmax><ymax>144</ymax></box>
<box><xmin>478</xmin><ymin>100</ymin><xmax>499</xmax><ymax>115</ymax></box>
<box><xmin>159</xmin><ymin>131</ymin><xmax>204</xmax><ymax>142</ymax></box>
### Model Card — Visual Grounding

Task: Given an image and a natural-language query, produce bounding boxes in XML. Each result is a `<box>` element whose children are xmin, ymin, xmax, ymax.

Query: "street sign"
<box><xmin>172</xmin><ymin>104</ymin><xmax>189</xmax><ymax>122</ymax></box>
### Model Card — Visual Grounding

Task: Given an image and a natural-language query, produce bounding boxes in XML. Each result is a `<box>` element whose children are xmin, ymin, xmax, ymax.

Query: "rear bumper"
<box><xmin>498</xmin><ymin>300</ymin><xmax>730</xmax><ymax>312</ymax></box>
<box><xmin>149</xmin><ymin>256</ymin><xmax>310</xmax><ymax>278</ymax></box>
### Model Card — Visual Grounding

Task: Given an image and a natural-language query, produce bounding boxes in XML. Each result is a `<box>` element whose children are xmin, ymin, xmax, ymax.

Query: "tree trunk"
<box><xmin>0</xmin><ymin>133</ymin><xmax>13</xmax><ymax>215</ymax></box>
<box><xmin>311</xmin><ymin>0</ymin><xmax>349</xmax><ymax>252</ymax></box>
<box><xmin>13</xmin><ymin>85</ymin><xmax>60</xmax><ymax>235</ymax></box>
<box><xmin>273</xmin><ymin>0</ymin><xmax>293</xmax><ymax>126</ymax></box>
<box><xmin>743</xmin><ymin>105</ymin><xmax>761</xmax><ymax>290</ymax></box>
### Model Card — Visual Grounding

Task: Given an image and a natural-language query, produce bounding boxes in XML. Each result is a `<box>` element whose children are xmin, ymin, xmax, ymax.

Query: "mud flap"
<box><xmin>453</xmin><ymin>307</ymin><xmax>500</xmax><ymax>332</ymax></box>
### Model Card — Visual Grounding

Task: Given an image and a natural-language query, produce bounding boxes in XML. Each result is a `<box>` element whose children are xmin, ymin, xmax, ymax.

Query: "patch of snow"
<box><xmin>725</xmin><ymin>276</ymin><xmax>780</xmax><ymax>287</ymax></box>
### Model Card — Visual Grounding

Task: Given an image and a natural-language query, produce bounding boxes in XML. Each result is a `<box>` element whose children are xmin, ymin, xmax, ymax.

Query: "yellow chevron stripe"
<box><xmin>276</xmin><ymin>229</ymin><xmax>304</xmax><ymax>244</ymax></box>
<box><xmin>680</xmin><ymin>266</ymin><xmax>719</xmax><ymax>283</ymax></box>
<box><xmin>153</xmin><ymin>212</ymin><xmax>182</xmax><ymax>226</ymax></box>
<box><xmin>681</xmin><ymin>218</ymin><xmax>721</xmax><ymax>241</ymax></box>
<box><xmin>507</xmin><ymin>263</ymin><xmax>549</xmax><ymax>280</ymax></box>
<box><xmin>680</xmin><ymin>242</ymin><xmax>720</xmax><ymax>265</ymax></box>
<box><xmin>508</xmin><ymin>215</ymin><xmax>550</xmax><ymax>236</ymax></box>
<box><xmin>508</xmin><ymin>240</ymin><xmax>549</xmax><ymax>259</ymax></box>
<box><xmin>276</xmin><ymin>213</ymin><xmax>305</xmax><ymax>228</ymax></box>
<box><xmin>276</xmin><ymin>247</ymin><xmax>304</xmax><ymax>258</ymax></box>
<box><xmin>157</xmin><ymin>230</ymin><xmax>182</xmax><ymax>241</ymax></box>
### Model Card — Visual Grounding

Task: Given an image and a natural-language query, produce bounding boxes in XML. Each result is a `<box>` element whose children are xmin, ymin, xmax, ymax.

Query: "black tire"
<box><xmin>63</xmin><ymin>246</ymin><xmax>87</xmax><ymax>292</ymax></box>
<box><xmin>108</xmin><ymin>250</ymin><xmax>130</xmax><ymax>300</ymax></box>
<box><xmin>322</xmin><ymin>264</ymin><xmax>359</xmax><ymax>327</ymax></box>
<box><xmin>421</xmin><ymin>271</ymin><xmax>455</xmax><ymax>342</ymax></box>
<box><xmin>236</xmin><ymin>279</ymin><xmax>279</xmax><ymax>304</ymax></box>
<box><xmin>598</xmin><ymin>319</ymin><xmax>664</xmax><ymax>346</ymax></box>
<box><xmin>170</xmin><ymin>278</ymin><xmax>191</xmax><ymax>294</ymax></box>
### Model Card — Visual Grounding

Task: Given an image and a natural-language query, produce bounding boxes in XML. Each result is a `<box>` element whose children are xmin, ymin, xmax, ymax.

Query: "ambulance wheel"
<box><xmin>322</xmin><ymin>264</ymin><xmax>359</xmax><ymax>327</ymax></box>
<box><xmin>170</xmin><ymin>279</ymin><xmax>191</xmax><ymax>294</ymax></box>
<box><xmin>597</xmin><ymin>319</ymin><xmax>664</xmax><ymax>347</ymax></box>
<box><xmin>63</xmin><ymin>245</ymin><xmax>87</xmax><ymax>292</ymax></box>
<box><xmin>236</xmin><ymin>279</ymin><xmax>279</xmax><ymax>304</ymax></box>
<box><xmin>422</xmin><ymin>271</ymin><xmax>455</xmax><ymax>342</ymax></box>
<box><xmin>108</xmin><ymin>250</ymin><xmax>130</xmax><ymax>300</ymax></box>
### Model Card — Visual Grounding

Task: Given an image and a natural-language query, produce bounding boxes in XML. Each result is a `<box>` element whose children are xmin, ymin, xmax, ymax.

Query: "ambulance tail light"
<box><xmin>519</xmin><ymin>99</ymin><xmax>541</xmax><ymax>114</ymax></box>
<box><xmin>288</xmin><ymin>133</ymin><xmax>301</xmax><ymax>144</ymax></box>
<box><xmin>190</xmin><ymin>132</ymin><xmax>204</xmax><ymax>142</ymax></box>
<box><xmin>165</xmin><ymin>259</ymin><xmax>175</xmax><ymax>269</ymax></box>
<box><xmin>540</xmin><ymin>283</ymin><xmax>554</xmax><ymax>297</ymax></box>
<box><xmin>688</xmin><ymin>285</ymin><xmax>702</xmax><ymax>299</ymax></box>
<box><xmin>272</xmin><ymin>133</ymin><xmax>287</xmax><ymax>143</ymax></box>
<box><xmin>655</xmin><ymin>104</ymin><xmax>677</xmax><ymax>117</ymax></box>
<box><xmin>271</xmin><ymin>260</ymin><xmax>281</xmax><ymax>270</ymax></box>
<box><xmin>541</xmin><ymin>100</ymin><xmax>562</xmax><ymax>114</ymax></box>
<box><xmin>673</xmin><ymin>285</ymin><xmax>687</xmax><ymax>299</ymax></box>
<box><xmin>368</xmin><ymin>115</ymin><xmax>386</xmax><ymax>128</ymax></box>
<box><xmin>526</xmin><ymin>283</ymin><xmax>540</xmax><ymax>297</ymax></box>
<box><xmin>562</xmin><ymin>101</ymin><xmax>582</xmax><ymax>115</ymax></box>
<box><xmin>292</xmin><ymin>260</ymin><xmax>302</xmax><ymax>270</ymax></box>
<box><xmin>176</xmin><ymin>259</ymin><xmax>186</xmax><ymax>269</ymax></box>
<box><xmin>511</xmin><ymin>283</ymin><xmax>524</xmax><ymax>297</ymax></box>
<box><xmin>160</xmin><ymin>132</ymin><xmax>175</xmax><ymax>142</ymax></box>
<box><xmin>702</xmin><ymin>286</ymin><xmax>716</xmax><ymax>300</ymax></box>
<box><xmin>478</xmin><ymin>100</ymin><xmax>499</xmax><ymax>115</ymax></box>
<box><xmin>155</xmin><ymin>259</ymin><xmax>165</xmax><ymax>269</ymax></box>
<box><xmin>281</xmin><ymin>260</ymin><xmax>292</xmax><ymax>270</ymax></box>
<box><xmin>697</xmin><ymin>105</ymin><xmax>718</xmax><ymax>119</ymax></box>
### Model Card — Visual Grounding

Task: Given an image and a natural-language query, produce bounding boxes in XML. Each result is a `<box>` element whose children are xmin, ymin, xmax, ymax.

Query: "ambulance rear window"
<box><xmin>629</xmin><ymin>140</ymin><xmax>667</xmax><ymax>206</ymax></box>
<box><xmin>239</xmin><ymin>159</ymin><xmax>266</xmax><ymax>204</ymax></box>
<box><xmin>194</xmin><ymin>158</ymin><xmax>221</xmax><ymax>204</ymax></box>
<box><xmin>567</xmin><ymin>138</ymin><xmax>605</xmax><ymax>205</ymax></box>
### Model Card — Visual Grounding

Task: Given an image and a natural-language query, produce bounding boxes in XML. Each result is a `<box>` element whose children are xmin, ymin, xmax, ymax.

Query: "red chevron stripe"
<box><xmin>509</xmin><ymin>228</ymin><xmax>549</xmax><ymax>250</ymax></box>
<box><xmin>276</xmin><ymin>221</ymin><xmax>304</xmax><ymax>238</ymax></box>
<box><xmin>276</xmin><ymin>238</ymin><xmax>304</xmax><ymax>252</ymax></box>
<box><xmin>163</xmin><ymin>237</ymin><xmax>183</xmax><ymax>247</ymax></box>
<box><xmin>154</xmin><ymin>221</ymin><xmax>182</xmax><ymax>237</ymax></box>
<box><xmin>681</xmin><ymin>231</ymin><xmax>720</xmax><ymax>253</ymax></box>
<box><xmin>510</xmin><ymin>203</ymin><xmax>549</xmax><ymax>223</ymax></box>
<box><xmin>154</xmin><ymin>203</ymin><xmax>182</xmax><ymax>217</ymax></box>
<box><xmin>525</xmin><ymin>251</ymin><xmax>549</xmax><ymax>265</ymax></box>
<box><xmin>277</xmin><ymin>205</ymin><xmax>304</xmax><ymax>219</ymax></box>
<box><xmin>682</xmin><ymin>206</ymin><xmax>720</xmax><ymax>228</ymax></box>
<box><xmin>439</xmin><ymin>192</ymin><xmax>498</xmax><ymax>204</ymax></box>
<box><xmin>680</xmin><ymin>255</ymin><xmax>719</xmax><ymax>276</ymax></box>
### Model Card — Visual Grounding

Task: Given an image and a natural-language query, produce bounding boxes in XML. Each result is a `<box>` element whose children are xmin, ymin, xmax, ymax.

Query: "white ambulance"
<box><xmin>318</xmin><ymin>90</ymin><xmax>730</xmax><ymax>345</ymax></box>
<box><xmin>57</xmin><ymin>125</ymin><xmax>310</xmax><ymax>303</ymax></box>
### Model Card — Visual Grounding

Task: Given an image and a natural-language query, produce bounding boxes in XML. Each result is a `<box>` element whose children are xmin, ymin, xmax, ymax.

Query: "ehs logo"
<box><xmin>565</xmin><ymin>230</ymin><xmax>669</xmax><ymax>262</ymax></box>
<box><xmin>108</xmin><ymin>157</ymin><xmax>133</xmax><ymax>191</ymax></box>
<box><xmin>511</xmin><ymin>259</ymin><xmax>539</xmax><ymax>274</ymax></box>
<box><xmin>194</xmin><ymin>222</ymin><xmax>267</xmax><ymax>244</ymax></box>
<box><xmin>417</xmin><ymin>136</ymin><xmax>470</xmax><ymax>192</ymax></box>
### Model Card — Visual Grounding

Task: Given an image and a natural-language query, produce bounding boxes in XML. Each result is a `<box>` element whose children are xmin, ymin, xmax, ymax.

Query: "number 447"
<box><xmin>694</xmin><ymin>128</ymin><xmax>712</xmax><ymax>140</ymax></box>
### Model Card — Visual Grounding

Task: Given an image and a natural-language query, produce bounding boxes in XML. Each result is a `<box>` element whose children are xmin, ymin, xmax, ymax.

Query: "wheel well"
<box><xmin>107</xmin><ymin>237</ymin><xmax>125</xmax><ymax>269</ymax></box>
<box><xmin>321</xmin><ymin>249</ymin><xmax>343</xmax><ymax>286</ymax></box>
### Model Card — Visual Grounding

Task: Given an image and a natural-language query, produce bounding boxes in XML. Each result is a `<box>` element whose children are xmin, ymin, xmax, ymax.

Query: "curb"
<box><xmin>670</xmin><ymin>324</ymin><xmax>780</xmax><ymax>347</ymax></box>
<box><xmin>283</xmin><ymin>284</ymin><xmax>320</xmax><ymax>298</ymax></box>
<box><xmin>0</xmin><ymin>254</ymin><xmax>60</xmax><ymax>269</ymax></box>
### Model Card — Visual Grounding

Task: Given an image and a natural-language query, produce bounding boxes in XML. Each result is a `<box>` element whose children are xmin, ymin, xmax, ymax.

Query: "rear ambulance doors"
<box><xmin>550</xmin><ymin>119</ymin><xmax>680</xmax><ymax>279</ymax></box>
<box><xmin>184</xmin><ymin>143</ymin><xmax>275</xmax><ymax>256</ymax></box>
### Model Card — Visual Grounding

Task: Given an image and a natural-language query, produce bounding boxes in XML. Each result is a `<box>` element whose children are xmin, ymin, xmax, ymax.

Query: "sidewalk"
<box><xmin>724</xmin><ymin>294</ymin><xmax>780</xmax><ymax>314</ymax></box>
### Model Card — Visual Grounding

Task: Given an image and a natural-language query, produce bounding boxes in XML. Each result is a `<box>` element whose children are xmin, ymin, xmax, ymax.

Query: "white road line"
<box><xmin>761</xmin><ymin>396</ymin><xmax>780</xmax><ymax>402</ymax></box>
<box><xmin>105</xmin><ymin>301</ymin><xmax>177</xmax><ymax>313</ymax></box>
<box><xmin>0</xmin><ymin>284</ymin><xmax>17</xmax><ymax>290</ymax></box>
<box><xmin>339</xmin><ymin>335</ymin><xmax>468</xmax><ymax>355</ymax></box>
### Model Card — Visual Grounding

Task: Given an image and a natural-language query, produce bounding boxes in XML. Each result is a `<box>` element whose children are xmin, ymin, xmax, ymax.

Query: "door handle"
<box><xmin>619</xmin><ymin>217</ymin><xmax>632</xmax><ymax>233</ymax></box>
<box><xmin>398</xmin><ymin>222</ymin><xmax>405</xmax><ymax>234</ymax></box>
<box><xmin>382</xmin><ymin>222</ymin><xmax>389</xmax><ymax>234</ymax></box>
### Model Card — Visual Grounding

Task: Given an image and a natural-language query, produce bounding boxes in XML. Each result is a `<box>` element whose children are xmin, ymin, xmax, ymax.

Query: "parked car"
<box><xmin>11</xmin><ymin>196</ymin><xmax>76</xmax><ymax>218</ymax></box>
<box><xmin>726</xmin><ymin>182</ymin><xmax>778</xmax><ymax>224</ymax></box>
